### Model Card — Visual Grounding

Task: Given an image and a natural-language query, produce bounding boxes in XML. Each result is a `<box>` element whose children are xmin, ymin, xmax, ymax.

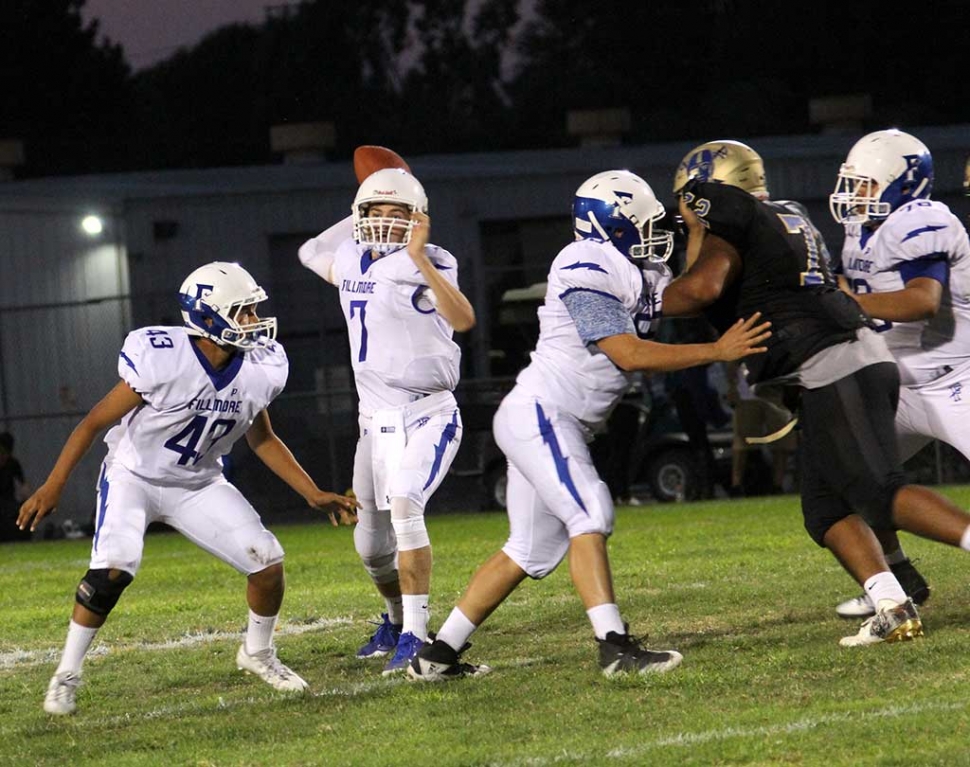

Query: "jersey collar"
<box><xmin>189</xmin><ymin>339</ymin><xmax>244</xmax><ymax>392</ymax></box>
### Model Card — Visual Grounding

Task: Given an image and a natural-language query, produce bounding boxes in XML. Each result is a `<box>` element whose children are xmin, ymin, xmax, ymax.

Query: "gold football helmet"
<box><xmin>673</xmin><ymin>140</ymin><xmax>768</xmax><ymax>199</ymax></box>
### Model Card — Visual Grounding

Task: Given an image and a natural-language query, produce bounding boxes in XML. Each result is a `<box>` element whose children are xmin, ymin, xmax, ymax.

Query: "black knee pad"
<box><xmin>76</xmin><ymin>568</ymin><xmax>133</xmax><ymax>616</ymax></box>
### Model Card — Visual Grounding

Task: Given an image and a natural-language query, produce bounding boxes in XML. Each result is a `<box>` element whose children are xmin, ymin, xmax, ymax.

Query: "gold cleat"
<box><xmin>840</xmin><ymin>598</ymin><xmax>924</xmax><ymax>647</ymax></box>
<box><xmin>885</xmin><ymin>617</ymin><xmax>924</xmax><ymax>643</ymax></box>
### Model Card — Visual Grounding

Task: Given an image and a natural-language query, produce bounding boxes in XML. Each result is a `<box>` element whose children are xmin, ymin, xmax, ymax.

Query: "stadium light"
<box><xmin>81</xmin><ymin>215</ymin><xmax>104</xmax><ymax>236</ymax></box>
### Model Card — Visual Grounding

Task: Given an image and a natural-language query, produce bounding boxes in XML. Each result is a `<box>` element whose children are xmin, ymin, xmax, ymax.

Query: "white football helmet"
<box><xmin>829</xmin><ymin>129</ymin><xmax>934</xmax><ymax>225</ymax></box>
<box><xmin>573</xmin><ymin>170</ymin><xmax>673</xmax><ymax>261</ymax></box>
<box><xmin>178</xmin><ymin>262</ymin><xmax>277</xmax><ymax>350</ymax></box>
<box><xmin>352</xmin><ymin>168</ymin><xmax>429</xmax><ymax>254</ymax></box>
<box><xmin>673</xmin><ymin>140</ymin><xmax>769</xmax><ymax>199</ymax></box>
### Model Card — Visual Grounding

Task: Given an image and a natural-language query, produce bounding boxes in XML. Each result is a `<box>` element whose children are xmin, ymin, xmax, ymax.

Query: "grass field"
<box><xmin>4</xmin><ymin>490</ymin><xmax>970</xmax><ymax>767</ymax></box>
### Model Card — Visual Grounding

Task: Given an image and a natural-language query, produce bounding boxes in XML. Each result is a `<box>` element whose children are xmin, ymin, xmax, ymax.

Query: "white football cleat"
<box><xmin>44</xmin><ymin>671</ymin><xmax>81</xmax><ymax>715</ymax></box>
<box><xmin>236</xmin><ymin>644</ymin><xmax>309</xmax><ymax>692</ymax></box>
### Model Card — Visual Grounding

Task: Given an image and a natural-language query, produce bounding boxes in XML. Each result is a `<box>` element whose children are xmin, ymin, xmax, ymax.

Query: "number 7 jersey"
<box><xmin>104</xmin><ymin>326</ymin><xmax>288</xmax><ymax>484</ymax></box>
<box><xmin>332</xmin><ymin>240</ymin><xmax>462</xmax><ymax>415</ymax></box>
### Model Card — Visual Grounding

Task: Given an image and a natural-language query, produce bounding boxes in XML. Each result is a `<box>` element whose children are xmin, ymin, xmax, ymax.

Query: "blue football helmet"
<box><xmin>573</xmin><ymin>170</ymin><xmax>673</xmax><ymax>261</ymax></box>
<box><xmin>829</xmin><ymin>129</ymin><xmax>934</xmax><ymax>225</ymax></box>
<box><xmin>178</xmin><ymin>262</ymin><xmax>277</xmax><ymax>350</ymax></box>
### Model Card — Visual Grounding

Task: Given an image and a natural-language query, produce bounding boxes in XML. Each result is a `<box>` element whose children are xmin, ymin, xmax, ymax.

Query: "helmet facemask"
<box><xmin>828</xmin><ymin>171</ymin><xmax>892</xmax><ymax>225</ymax></box>
<box><xmin>352</xmin><ymin>168</ymin><xmax>429</xmax><ymax>255</ymax></box>
<box><xmin>354</xmin><ymin>204</ymin><xmax>417</xmax><ymax>253</ymax></box>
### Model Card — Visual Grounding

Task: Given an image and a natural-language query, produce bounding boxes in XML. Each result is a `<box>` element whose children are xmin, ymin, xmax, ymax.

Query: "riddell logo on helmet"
<box><xmin>374</xmin><ymin>190</ymin><xmax>399</xmax><ymax>196</ymax></box>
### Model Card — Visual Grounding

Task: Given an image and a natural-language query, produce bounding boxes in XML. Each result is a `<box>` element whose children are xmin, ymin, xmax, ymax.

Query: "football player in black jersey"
<box><xmin>662</xmin><ymin>140</ymin><xmax>970</xmax><ymax>646</ymax></box>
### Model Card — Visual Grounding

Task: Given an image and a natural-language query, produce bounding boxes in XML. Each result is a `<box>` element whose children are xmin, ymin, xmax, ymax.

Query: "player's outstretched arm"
<box><xmin>405</xmin><ymin>212</ymin><xmax>476</xmax><ymax>332</ymax></box>
<box><xmin>17</xmin><ymin>380</ymin><xmax>143</xmax><ymax>532</ymax></box>
<box><xmin>597</xmin><ymin>313</ymin><xmax>770</xmax><ymax>374</ymax></box>
<box><xmin>297</xmin><ymin>217</ymin><xmax>353</xmax><ymax>286</ymax></box>
<box><xmin>245</xmin><ymin>410</ymin><xmax>359</xmax><ymax>526</ymax></box>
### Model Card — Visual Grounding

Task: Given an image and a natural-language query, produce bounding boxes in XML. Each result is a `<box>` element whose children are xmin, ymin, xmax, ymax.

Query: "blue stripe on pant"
<box><xmin>93</xmin><ymin>463</ymin><xmax>110</xmax><ymax>552</ymax></box>
<box><xmin>423</xmin><ymin>409</ymin><xmax>460</xmax><ymax>490</ymax></box>
<box><xmin>535</xmin><ymin>402</ymin><xmax>588</xmax><ymax>514</ymax></box>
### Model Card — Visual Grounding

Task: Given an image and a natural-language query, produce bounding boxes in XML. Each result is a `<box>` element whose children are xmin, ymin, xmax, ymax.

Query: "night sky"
<box><xmin>82</xmin><ymin>0</ymin><xmax>273</xmax><ymax>70</ymax></box>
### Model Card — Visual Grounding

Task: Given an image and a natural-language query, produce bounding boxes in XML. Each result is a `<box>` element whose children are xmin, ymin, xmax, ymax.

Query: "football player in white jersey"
<box><xmin>829</xmin><ymin>129</ymin><xmax>970</xmax><ymax>618</ymax></box>
<box><xmin>407</xmin><ymin>170</ymin><xmax>772</xmax><ymax>681</ymax></box>
<box><xmin>17</xmin><ymin>262</ymin><xmax>358</xmax><ymax>715</ymax></box>
<box><xmin>299</xmin><ymin>168</ymin><xmax>476</xmax><ymax>674</ymax></box>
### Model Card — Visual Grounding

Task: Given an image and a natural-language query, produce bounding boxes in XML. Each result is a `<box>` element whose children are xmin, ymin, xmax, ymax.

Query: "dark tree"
<box><xmin>509</xmin><ymin>0</ymin><xmax>969</xmax><ymax>146</ymax></box>
<box><xmin>125</xmin><ymin>1</ymin><xmax>413</xmax><ymax>169</ymax></box>
<box><xmin>0</xmin><ymin>0</ymin><xmax>130</xmax><ymax>176</ymax></box>
<box><xmin>393</xmin><ymin>0</ymin><xmax>522</xmax><ymax>153</ymax></box>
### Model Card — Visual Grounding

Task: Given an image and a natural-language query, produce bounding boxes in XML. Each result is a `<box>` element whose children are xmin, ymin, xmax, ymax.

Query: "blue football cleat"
<box><xmin>356</xmin><ymin>613</ymin><xmax>402</xmax><ymax>659</ymax></box>
<box><xmin>382</xmin><ymin>631</ymin><xmax>425</xmax><ymax>675</ymax></box>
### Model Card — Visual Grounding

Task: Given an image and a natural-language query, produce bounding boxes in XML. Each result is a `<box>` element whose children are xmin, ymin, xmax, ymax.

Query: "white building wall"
<box><xmin>0</xmin><ymin>201</ymin><xmax>130</xmax><ymax>531</ymax></box>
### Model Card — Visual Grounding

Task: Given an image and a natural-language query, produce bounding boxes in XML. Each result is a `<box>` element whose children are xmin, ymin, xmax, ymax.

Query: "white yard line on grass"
<box><xmin>0</xmin><ymin>616</ymin><xmax>352</xmax><ymax>670</ymax></box>
<box><xmin>0</xmin><ymin>676</ymin><xmax>410</xmax><ymax>737</ymax></box>
<box><xmin>1</xmin><ymin>682</ymin><xmax>962</xmax><ymax>750</ymax></box>
<box><xmin>494</xmin><ymin>700</ymin><xmax>969</xmax><ymax>766</ymax></box>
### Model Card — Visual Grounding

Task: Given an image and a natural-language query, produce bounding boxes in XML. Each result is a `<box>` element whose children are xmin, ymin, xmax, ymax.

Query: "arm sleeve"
<box><xmin>899</xmin><ymin>256</ymin><xmax>949</xmax><ymax>286</ymax></box>
<box><xmin>298</xmin><ymin>216</ymin><xmax>353</xmax><ymax>285</ymax></box>
<box><xmin>554</xmin><ymin>241</ymin><xmax>630</xmax><ymax>303</ymax></box>
<box><xmin>562</xmin><ymin>290</ymin><xmax>635</xmax><ymax>344</ymax></box>
<box><xmin>404</xmin><ymin>246</ymin><xmax>460</xmax><ymax>288</ymax></box>
<box><xmin>248</xmin><ymin>340</ymin><xmax>290</xmax><ymax>402</ymax></box>
<box><xmin>117</xmin><ymin>331</ymin><xmax>159</xmax><ymax>404</ymax></box>
<box><xmin>880</xmin><ymin>208</ymin><xmax>959</xmax><ymax>287</ymax></box>
<box><xmin>402</xmin><ymin>247</ymin><xmax>460</xmax><ymax>311</ymax></box>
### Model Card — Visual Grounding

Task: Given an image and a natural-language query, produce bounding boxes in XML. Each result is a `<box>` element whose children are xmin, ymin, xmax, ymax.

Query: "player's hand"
<box><xmin>305</xmin><ymin>490</ymin><xmax>360</xmax><ymax>527</ymax></box>
<box><xmin>715</xmin><ymin>312</ymin><xmax>772</xmax><ymax>361</ymax></box>
<box><xmin>406</xmin><ymin>212</ymin><xmax>431</xmax><ymax>262</ymax></box>
<box><xmin>16</xmin><ymin>483</ymin><xmax>62</xmax><ymax>532</ymax></box>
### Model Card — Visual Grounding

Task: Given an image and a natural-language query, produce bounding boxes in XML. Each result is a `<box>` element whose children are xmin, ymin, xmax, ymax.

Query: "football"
<box><xmin>353</xmin><ymin>145</ymin><xmax>411</xmax><ymax>184</ymax></box>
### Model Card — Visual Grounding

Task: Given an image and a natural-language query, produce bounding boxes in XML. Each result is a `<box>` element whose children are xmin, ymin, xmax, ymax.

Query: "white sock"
<box><xmin>884</xmin><ymin>547</ymin><xmax>908</xmax><ymax>566</ymax></box>
<box><xmin>960</xmin><ymin>525</ymin><xmax>970</xmax><ymax>552</ymax></box>
<box><xmin>385</xmin><ymin>596</ymin><xmax>404</xmax><ymax>626</ymax></box>
<box><xmin>402</xmin><ymin>594</ymin><xmax>429</xmax><ymax>641</ymax></box>
<box><xmin>863</xmin><ymin>572</ymin><xmax>907</xmax><ymax>608</ymax></box>
<box><xmin>55</xmin><ymin>621</ymin><xmax>99</xmax><ymax>676</ymax></box>
<box><xmin>435</xmin><ymin>607</ymin><xmax>477</xmax><ymax>652</ymax></box>
<box><xmin>587</xmin><ymin>603</ymin><xmax>625</xmax><ymax>640</ymax></box>
<box><xmin>245</xmin><ymin>610</ymin><xmax>278</xmax><ymax>654</ymax></box>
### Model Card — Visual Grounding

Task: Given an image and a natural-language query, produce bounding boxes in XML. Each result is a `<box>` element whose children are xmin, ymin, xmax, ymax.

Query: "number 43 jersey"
<box><xmin>104</xmin><ymin>326</ymin><xmax>288</xmax><ymax>485</ymax></box>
